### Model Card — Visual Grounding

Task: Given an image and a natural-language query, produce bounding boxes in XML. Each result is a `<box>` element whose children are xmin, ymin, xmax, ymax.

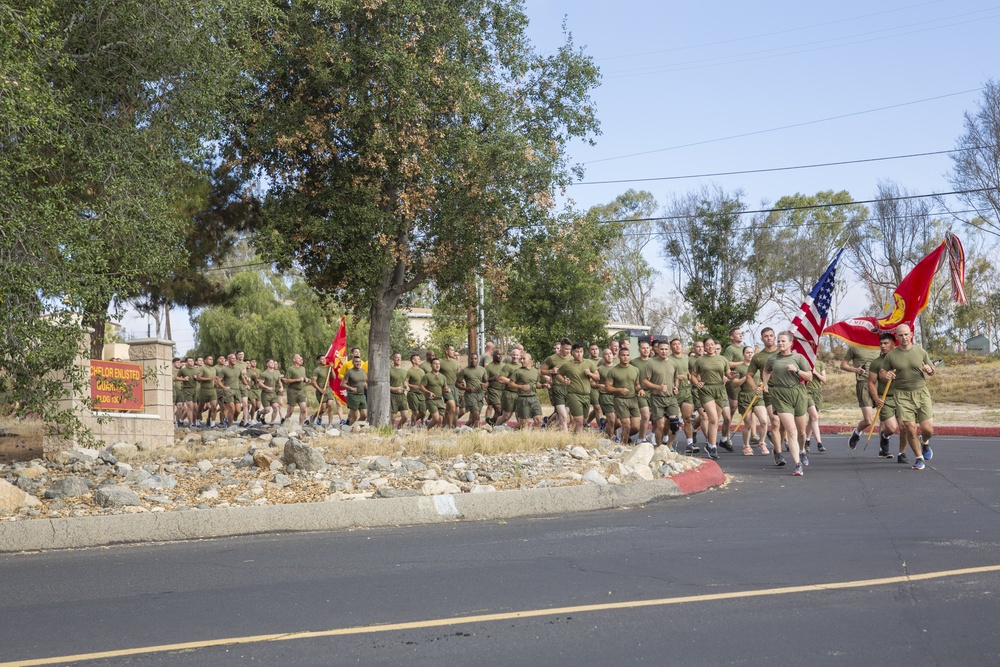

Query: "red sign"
<box><xmin>90</xmin><ymin>360</ymin><xmax>144</xmax><ymax>411</ymax></box>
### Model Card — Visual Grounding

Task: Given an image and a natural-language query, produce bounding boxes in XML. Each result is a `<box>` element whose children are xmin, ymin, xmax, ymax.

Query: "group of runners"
<box><xmin>172</xmin><ymin>322</ymin><xmax>937</xmax><ymax>475</ymax></box>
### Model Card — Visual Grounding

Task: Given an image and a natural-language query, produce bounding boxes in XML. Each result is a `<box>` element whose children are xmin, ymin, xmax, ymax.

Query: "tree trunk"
<box><xmin>164</xmin><ymin>302</ymin><xmax>172</xmax><ymax>342</ymax></box>
<box><xmin>83</xmin><ymin>301</ymin><xmax>110</xmax><ymax>359</ymax></box>
<box><xmin>367</xmin><ymin>296</ymin><xmax>399</xmax><ymax>426</ymax></box>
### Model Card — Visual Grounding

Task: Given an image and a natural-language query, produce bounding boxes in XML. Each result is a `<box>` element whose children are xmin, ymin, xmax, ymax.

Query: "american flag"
<box><xmin>790</xmin><ymin>248</ymin><xmax>844</xmax><ymax>371</ymax></box>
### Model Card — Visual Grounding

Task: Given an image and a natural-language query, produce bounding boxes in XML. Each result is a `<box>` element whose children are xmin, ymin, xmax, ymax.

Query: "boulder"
<box><xmin>569</xmin><ymin>446</ymin><xmax>590</xmax><ymax>460</ymax></box>
<box><xmin>43</xmin><ymin>477</ymin><xmax>90</xmax><ymax>499</ymax></box>
<box><xmin>93</xmin><ymin>486</ymin><xmax>141</xmax><ymax>508</ymax></box>
<box><xmin>621</xmin><ymin>442</ymin><xmax>654</xmax><ymax>468</ymax></box>
<box><xmin>0</xmin><ymin>478</ymin><xmax>41</xmax><ymax>511</ymax></box>
<box><xmin>108</xmin><ymin>442</ymin><xmax>139</xmax><ymax>460</ymax></box>
<box><xmin>253</xmin><ymin>449</ymin><xmax>281</xmax><ymax>470</ymax></box>
<box><xmin>283</xmin><ymin>441</ymin><xmax>326</xmax><ymax>471</ymax></box>
<box><xmin>420</xmin><ymin>480</ymin><xmax>461</xmax><ymax>496</ymax></box>
<box><xmin>583</xmin><ymin>469</ymin><xmax>608</xmax><ymax>486</ymax></box>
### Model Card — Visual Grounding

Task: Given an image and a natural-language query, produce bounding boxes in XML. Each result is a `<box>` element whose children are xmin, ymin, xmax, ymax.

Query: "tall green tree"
<box><xmin>760</xmin><ymin>190</ymin><xmax>867</xmax><ymax>323</ymax></box>
<box><xmin>232</xmin><ymin>0</ymin><xmax>601</xmax><ymax>424</ymax></box>
<box><xmin>658</xmin><ymin>186</ymin><xmax>771</xmax><ymax>341</ymax></box>
<box><xmin>500</xmin><ymin>213</ymin><xmax>615</xmax><ymax>360</ymax></box>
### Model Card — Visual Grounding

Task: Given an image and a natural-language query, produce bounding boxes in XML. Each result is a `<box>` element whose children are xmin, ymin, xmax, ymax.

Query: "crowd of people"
<box><xmin>173</xmin><ymin>323</ymin><xmax>937</xmax><ymax>476</ymax></box>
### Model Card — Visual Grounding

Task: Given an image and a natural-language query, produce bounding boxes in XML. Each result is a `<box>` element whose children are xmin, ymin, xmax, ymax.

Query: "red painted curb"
<box><xmin>818</xmin><ymin>424</ymin><xmax>1000</xmax><ymax>437</ymax></box>
<box><xmin>670</xmin><ymin>460</ymin><xmax>726</xmax><ymax>495</ymax></box>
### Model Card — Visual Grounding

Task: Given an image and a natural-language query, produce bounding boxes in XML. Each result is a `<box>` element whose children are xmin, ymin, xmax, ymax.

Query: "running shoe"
<box><xmin>750</xmin><ymin>435</ymin><xmax>761</xmax><ymax>445</ymax></box>
<box><xmin>922</xmin><ymin>443</ymin><xmax>934</xmax><ymax>461</ymax></box>
<box><xmin>801</xmin><ymin>452</ymin><xmax>809</xmax><ymax>467</ymax></box>
<box><xmin>897</xmin><ymin>453</ymin><xmax>909</xmax><ymax>464</ymax></box>
<box><xmin>848</xmin><ymin>430</ymin><xmax>860</xmax><ymax>449</ymax></box>
<box><xmin>774</xmin><ymin>451</ymin><xmax>786</xmax><ymax>467</ymax></box>
<box><xmin>912</xmin><ymin>458</ymin><xmax>925</xmax><ymax>470</ymax></box>
<box><xmin>792</xmin><ymin>463</ymin><xmax>804</xmax><ymax>476</ymax></box>
<box><xmin>817</xmin><ymin>441</ymin><xmax>826</xmax><ymax>453</ymax></box>
<box><xmin>707</xmin><ymin>445</ymin><xmax>719</xmax><ymax>460</ymax></box>
<box><xmin>719</xmin><ymin>439</ymin><xmax>734</xmax><ymax>453</ymax></box>
<box><xmin>598</xmin><ymin>417</ymin><xmax>606</xmax><ymax>430</ymax></box>
<box><xmin>879</xmin><ymin>449</ymin><xmax>894</xmax><ymax>459</ymax></box>
<box><xmin>684</xmin><ymin>443</ymin><xmax>701</xmax><ymax>454</ymax></box>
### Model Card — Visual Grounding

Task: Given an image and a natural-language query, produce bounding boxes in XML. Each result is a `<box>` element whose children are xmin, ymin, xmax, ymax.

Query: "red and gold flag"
<box><xmin>824</xmin><ymin>234</ymin><xmax>966</xmax><ymax>347</ymax></box>
<box><xmin>325</xmin><ymin>316</ymin><xmax>348</xmax><ymax>406</ymax></box>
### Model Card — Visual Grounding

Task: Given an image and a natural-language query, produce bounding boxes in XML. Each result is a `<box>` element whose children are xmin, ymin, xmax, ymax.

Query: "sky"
<box><xmin>121</xmin><ymin>0</ymin><xmax>1000</xmax><ymax>353</ymax></box>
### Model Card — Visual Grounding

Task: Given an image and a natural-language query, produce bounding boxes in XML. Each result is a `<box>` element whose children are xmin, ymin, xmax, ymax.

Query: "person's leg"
<box><xmin>777</xmin><ymin>412</ymin><xmax>801</xmax><ymax>466</ymax></box>
<box><xmin>638</xmin><ymin>404</ymin><xmax>650</xmax><ymax>441</ymax></box>
<box><xmin>703</xmin><ymin>400</ymin><xmax>719</xmax><ymax>448</ymax></box>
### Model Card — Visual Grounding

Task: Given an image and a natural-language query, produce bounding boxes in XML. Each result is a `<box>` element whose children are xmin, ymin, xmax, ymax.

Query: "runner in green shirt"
<box><xmin>554</xmin><ymin>343</ymin><xmax>600</xmax><ymax>433</ymax></box>
<box><xmin>217</xmin><ymin>354</ymin><xmax>243</xmax><ymax>427</ymax></box>
<box><xmin>419</xmin><ymin>358</ymin><xmax>448</xmax><ymax>429</ymax></box>
<box><xmin>257</xmin><ymin>359</ymin><xmax>283</xmax><ymax>425</ymax></box>
<box><xmin>669</xmin><ymin>339</ymin><xmax>699</xmax><ymax>453</ymax></box>
<box><xmin>746</xmin><ymin>327</ymin><xmax>780</xmax><ymax>456</ymax></box>
<box><xmin>606</xmin><ymin>348</ymin><xmax>641</xmax><ymax>443</ymax></box>
<box><xmin>586</xmin><ymin>343</ymin><xmax>604</xmax><ymax>427</ymax></box>
<box><xmin>879</xmin><ymin>323</ymin><xmax>937</xmax><ymax>470</ymax></box>
<box><xmin>762</xmin><ymin>332</ymin><xmax>813</xmax><ymax>476</ymax></box>
<box><xmin>867</xmin><ymin>333</ymin><xmax>899</xmax><ymax>460</ymax></box>
<box><xmin>641</xmin><ymin>340</ymin><xmax>680</xmax><ymax>449</ymax></box>
<box><xmin>722</xmin><ymin>327</ymin><xmax>745</xmax><ymax>418</ymax></box>
<box><xmin>540</xmin><ymin>340</ymin><xmax>572</xmax><ymax>432</ymax></box>
<box><xmin>691</xmin><ymin>338</ymin><xmax>733</xmax><ymax>459</ymax></box>
<box><xmin>195</xmin><ymin>355</ymin><xmax>219</xmax><ymax>427</ymax></box>
<box><xmin>596</xmin><ymin>348</ymin><xmax>619</xmax><ymax>439</ymax></box>
<box><xmin>509</xmin><ymin>353</ymin><xmax>543</xmax><ymax>429</ymax></box>
<box><xmin>438</xmin><ymin>345</ymin><xmax>460</xmax><ymax>428</ymax></box>
<box><xmin>483</xmin><ymin>351</ymin><xmax>506</xmax><ymax>425</ymax></box>
<box><xmin>282</xmin><ymin>354</ymin><xmax>310</xmax><ymax>426</ymax></box>
<box><xmin>405</xmin><ymin>353</ymin><xmax>426</xmax><ymax>427</ymax></box>
<box><xmin>841</xmin><ymin>343</ymin><xmax>879</xmax><ymax>449</ymax></box>
<box><xmin>343</xmin><ymin>352</ymin><xmax>368</xmax><ymax>425</ymax></box>
<box><xmin>496</xmin><ymin>348</ymin><xmax>523</xmax><ymax>427</ymax></box>
<box><xmin>310</xmin><ymin>356</ymin><xmax>338</xmax><ymax>427</ymax></box>
<box><xmin>805</xmin><ymin>358</ymin><xmax>827</xmax><ymax>454</ymax></box>
<box><xmin>729</xmin><ymin>346</ymin><xmax>765</xmax><ymax>455</ymax></box>
<box><xmin>631</xmin><ymin>339</ymin><xmax>654</xmax><ymax>443</ymax></box>
<box><xmin>457</xmin><ymin>353</ymin><xmax>489</xmax><ymax>427</ymax></box>
<box><xmin>389</xmin><ymin>352</ymin><xmax>410</xmax><ymax>429</ymax></box>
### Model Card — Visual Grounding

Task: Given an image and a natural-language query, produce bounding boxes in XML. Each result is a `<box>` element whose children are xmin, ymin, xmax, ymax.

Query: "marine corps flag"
<box><xmin>324</xmin><ymin>316</ymin><xmax>349</xmax><ymax>406</ymax></box>
<box><xmin>824</xmin><ymin>232</ymin><xmax>967</xmax><ymax>348</ymax></box>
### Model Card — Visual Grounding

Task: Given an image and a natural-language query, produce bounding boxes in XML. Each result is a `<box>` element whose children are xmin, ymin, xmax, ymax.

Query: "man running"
<box><xmin>746</xmin><ymin>328</ymin><xmax>780</xmax><ymax>457</ymax></box>
<box><xmin>282</xmin><ymin>354</ymin><xmax>310</xmax><ymax>426</ymax></box>
<box><xmin>457</xmin><ymin>352</ymin><xmax>489</xmax><ymax>427</ymax></box>
<box><xmin>311</xmin><ymin>355</ymin><xmax>337</xmax><ymax>427</ymax></box>
<box><xmin>691</xmin><ymin>338</ymin><xmax>732</xmax><ymax>459</ymax></box>
<box><xmin>405</xmin><ymin>353</ymin><xmax>426</xmax><ymax>427</ymax></box>
<box><xmin>483</xmin><ymin>350</ymin><xmax>505</xmax><ymax>426</ymax></box>
<box><xmin>606</xmin><ymin>347</ymin><xmax>642</xmax><ymax>444</ymax></box>
<box><xmin>596</xmin><ymin>348</ymin><xmax>619</xmax><ymax>439</ymax></box>
<box><xmin>669</xmin><ymin>339</ymin><xmax>699</xmax><ymax>454</ymax></box>
<box><xmin>631</xmin><ymin>339</ymin><xmax>654</xmax><ymax>443</ymax></box>
<box><xmin>419</xmin><ymin>357</ymin><xmax>448</xmax><ymax>429</ymax></box>
<box><xmin>842</xmin><ymin>343</ymin><xmax>878</xmax><ymax>449</ymax></box>
<box><xmin>257</xmin><ymin>359</ymin><xmax>283</xmax><ymax>425</ymax></box>
<box><xmin>540</xmin><ymin>339</ymin><xmax>572</xmax><ymax>431</ymax></box>
<box><xmin>195</xmin><ymin>355</ymin><xmax>219</xmax><ymax>428</ymax></box>
<box><xmin>496</xmin><ymin>348</ymin><xmax>523</xmax><ymax>427</ymax></box>
<box><xmin>509</xmin><ymin>353</ymin><xmax>543</xmax><ymax>429</ymax></box>
<box><xmin>437</xmin><ymin>345</ymin><xmax>460</xmax><ymax>428</ymax></box>
<box><xmin>641</xmin><ymin>340</ymin><xmax>680</xmax><ymax>449</ymax></box>
<box><xmin>868</xmin><ymin>332</ymin><xmax>901</xmax><ymax>460</ymax></box>
<box><xmin>554</xmin><ymin>343</ymin><xmax>600</xmax><ymax>434</ymax></box>
<box><xmin>389</xmin><ymin>352</ymin><xmax>410</xmax><ymax>428</ymax></box>
<box><xmin>879</xmin><ymin>323</ymin><xmax>936</xmax><ymax>470</ymax></box>
<box><xmin>343</xmin><ymin>351</ymin><xmax>368</xmax><ymax>425</ymax></box>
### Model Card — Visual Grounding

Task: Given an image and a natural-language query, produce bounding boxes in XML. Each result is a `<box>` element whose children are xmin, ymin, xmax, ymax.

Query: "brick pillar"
<box><xmin>127</xmin><ymin>338</ymin><xmax>174</xmax><ymax>422</ymax></box>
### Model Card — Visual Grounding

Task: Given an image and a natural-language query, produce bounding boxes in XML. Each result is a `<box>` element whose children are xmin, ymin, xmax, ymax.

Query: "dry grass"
<box><xmin>821</xmin><ymin>359</ymin><xmax>1000</xmax><ymax>409</ymax></box>
<box><xmin>148</xmin><ymin>428</ymin><xmax>605</xmax><ymax>464</ymax></box>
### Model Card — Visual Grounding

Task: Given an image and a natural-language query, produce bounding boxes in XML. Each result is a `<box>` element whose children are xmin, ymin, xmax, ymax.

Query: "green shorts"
<box><xmin>287</xmin><ymin>387</ymin><xmax>307</xmax><ymax>406</ymax></box>
<box><xmin>894</xmin><ymin>387</ymin><xmax>932</xmax><ymax>423</ymax></box>
<box><xmin>726</xmin><ymin>382</ymin><xmax>740</xmax><ymax>401</ymax></box>
<box><xmin>390</xmin><ymin>392</ymin><xmax>408</xmax><ymax>414</ymax></box>
<box><xmin>649</xmin><ymin>394</ymin><xmax>679</xmax><ymax>421</ymax></box>
<box><xmin>445</xmin><ymin>384</ymin><xmax>458</xmax><ymax>405</ymax></box>
<box><xmin>614</xmin><ymin>396</ymin><xmax>640</xmax><ymax>419</ymax></box>
<box><xmin>173</xmin><ymin>387</ymin><xmax>183</xmax><ymax>404</ymax></box>
<box><xmin>590</xmin><ymin>388</ymin><xmax>600</xmax><ymax>407</ymax></box>
<box><xmin>261</xmin><ymin>391</ymin><xmax>277</xmax><ymax>406</ymax></box>
<box><xmin>549</xmin><ymin>383</ymin><xmax>567</xmax><ymax>407</ymax></box>
<box><xmin>464</xmin><ymin>392</ymin><xmax>484</xmax><ymax>414</ymax></box>
<box><xmin>637</xmin><ymin>395</ymin><xmax>649</xmax><ymax>410</ymax></box>
<box><xmin>676</xmin><ymin>385</ymin><xmax>693</xmax><ymax>406</ymax></box>
<box><xmin>566</xmin><ymin>392</ymin><xmax>591</xmax><ymax>418</ymax></box>
<box><xmin>347</xmin><ymin>392</ymin><xmax>367</xmax><ymax>411</ymax></box>
<box><xmin>856</xmin><ymin>381</ymin><xmax>873</xmax><ymax>408</ymax></box>
<box><xmin>198</xmin><ymin>386</ymin><xmax>217</xmax><ymax>403</ymax></box>
<box><xmin>736</xmin><ymin>393</ymin><xmax>756</xmax><ymax>417</ymax></box>
<box><xmin>762</xmin><ymin>391</ymin><xmax>772</xmax><ymax>408</ymax></box>
<box><xmin>408</xmin><ymin>391</ymin><xmax>426</xmax><ymax>412</ymax></box>
<box><xmin>807</xmin><ymin>388</ymin><xmax>823</xmax><ymax>411</ymax></box>
<box><xmin>182</xmin><ymin>388</ymin><xmax>197</xmax><ymax>403</ymax></box>
<box><xmin>599</xmin><ymin>393</ymin><xmax>616</xmax><ymax>416</ymax></box>
<box><xmin>219</xmin><ymin>389</ymin><xmax>236</xmax><ymax>404</ymax></box>
<box><xmin>878</xmin><ymin>394</ymin><xmax>896</xmax><ymax>422</ymax></box>
<box><xmin>806</xmin><ymin>392</ymin><xmax>815</xmax><ymax>409</ymax></box>
<box><xmin>692</xmin><ymin>388</ymin><xmax>702</xmax><ymax>410</ymax></box>
<box><xmin>501</xmin><ymin>391</ymin><xmax>517</xmax><ymax>414</ymax></box>
<box><xmin>769</xmin><ymin>385</ymin><xmax>807</xmax><ymax>418</ymax></box>
<box><xmin>315</xmin><ymin>389</ymin><xmax>335</xmax><ymax>404</ymax></box>
<box><xmin>487</xmin><ymin>388</ymin><xmax>503</xmax><ymax>408</ymax></box>
<box><xmin>426</xmin><ymin>397</ymin><xmax>445</xmax><ymax>415</ymax></box>
<box><xmin>515</xmin><ymin>395</ymin><xmax>542</xmax><ymax>419</ymax></box>
<box><xmin>698</xmin><ymin>383</ymin><xmax>727</xmax><ymax>406</ymax></box>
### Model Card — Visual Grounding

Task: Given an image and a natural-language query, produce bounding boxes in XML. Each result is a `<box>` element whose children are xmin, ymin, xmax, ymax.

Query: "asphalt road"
<box><xmin>2</xmin><ymin>435</ymin><xmax>999</xmax><ymax>666</ymax></box>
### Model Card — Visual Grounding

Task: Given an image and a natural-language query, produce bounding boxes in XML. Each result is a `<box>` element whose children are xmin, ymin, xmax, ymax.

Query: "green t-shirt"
<box><xmin>177</xmin><ymin>366</ymin><xmax>198</xmax><ymax>390</ymax></box>
<box><xmin>807</xmin><ymin>359</ymin><xmax>825</xmax><ymax>392</ymax></box>
<box><xmin>670</xmin><ymin>355</ymin><xmax>691</xmax><ymax>388</ymax></box>
<box><xmin>458</xmin><ymin>365</ymin><xmax>488</xmax><ymax>396</ymax></box>
<box><xmin>284</xmin><ymin>365</ymin><xmax>307</xmax><ymax>388</ymax></box>
<box><xmin>868</xmin><ymin>354</ymin><xmax>893</xmax><ymax>397</ymax></box>
<box><xmin>312</xmin><ymin>365</ymin><xmax>331</xmax><ymax>388</ymax></box>
<box><xmin>723</xmin><ymin>344</ymin><xmax>744</xmax><ymax>365</ymax></box>
<box><xmin>485</xmin><ymin>361</ymin><xmax>505</xmax><ymax>387</ymax></box>
<box><xmin>693</xmin><ymin>355</ymin><xmax>729</xmax><ymax>385</ymax></box>
<box><xmin>419</xmin><ymin>360</ymin><xmax>434</xmax><ymax>375</ymax></box>
<box><xmin>510</xmin><ymin>367</ymin><xmax>540</xmax><ymax>397</ymax></box>
<box><xmin>764</xmin><ymin>352</ymin><xmax>810</xmax><ymax>388</ymax></box>
<box><xmin>389</xmin><ymin>366</ymin><xmax>408</xmax><ymax>391</ymax></box>
<box><xmin>438</xmin><ymin>358</ymin><xmax>459</xmax><ymax>385</ymax></box>
<box><xmin>597</xmin><ymin>364</ymin><xmax>615</xmax><ymax>395</ymax></box>
<box><xmin>500</xmin><ymin>362</ymin><xmax>521</xmax><ymax>393</ymax></box>
<box><xmin>606</xmin><ymin>364</ymin><xmax>640</xmax><ymax>398</ymax></box>
<box><xmin>630</xmin><ymin>357</ymin><xmax>650</xmax><ymax>389</ymax></box>
<box><xmin>643</xmin><ymin>357</ymin><xmax>677</xmax><ymax>396</ymax></box>
<box><xmin>883</xmin><ymin>345</ymin><xmax>932</xmax><ymax>391</ymax></box>
<box><xmin>405</xmin><ymin>366</ymin><xmax>425</xmax><ymax>389</ymax></box>
<box><xmin>747</xmin><ymin>348</ymin><xmax>777</xmax><ymax>380</ymax></box>
<box><xmin>259</xmin><ymin>370</ymin><xmax>281</xmax><ymax>393</ymax></box>
<box><xmin>196</xmin><ymin>365</ymin><xmax>217</xmax><ymax>387</ymax></box>
<box><xmin>343</xmin><ymin>367</ymin><xmax>367</xmax><ymax>393</ymax></box>
<box><xmin>217</xmin><ymin>365</ymin><xmax>242</xmax><ymax>391</ymax></box>
<box><xmin>845</xmin><ymin>345</ymin><xmax>878</xmax><ymax>384</ymax></box>
<box><xmin>733</xmin><ymin>362</ymin><xmax>756</xmax><ymax>398</ymax></box>
<box><xmin>557</xmin><ymin>358</ymin><xmax>598</xmax><ymax>395</ymax></box>
<box><xmin>420</xmin><ymin>371</ymin><xmax>447</xmax><ymax>400</ymax></box>
<box><xmin>541</xmin><ymin>353</ymin><xmax>570</xmax><ymax>379</ymax></box>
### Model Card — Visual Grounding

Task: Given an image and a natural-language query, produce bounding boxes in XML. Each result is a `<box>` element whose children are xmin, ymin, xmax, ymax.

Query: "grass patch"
<box><xmin>822</xmin><ymin>359</ymin><xmax>1000</xmax><ymax>408</ymax></box>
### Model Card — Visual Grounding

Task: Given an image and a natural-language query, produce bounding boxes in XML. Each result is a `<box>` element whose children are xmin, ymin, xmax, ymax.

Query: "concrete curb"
<box><xmin>819</xmin><ymin>424</ymin><xmax>1000</xmax><ymax>437</ymax></box>
<box><xmin>0</xmin><ymin>462</ymin><xmax>726</xmax><ymax>554</ymax></box>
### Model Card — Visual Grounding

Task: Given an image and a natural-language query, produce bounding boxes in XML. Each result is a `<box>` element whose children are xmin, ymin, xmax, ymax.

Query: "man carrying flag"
<box><xmin>879</xmin><ymin>323</ymin><xmax>937</xmax><ymax>470</ymax></box>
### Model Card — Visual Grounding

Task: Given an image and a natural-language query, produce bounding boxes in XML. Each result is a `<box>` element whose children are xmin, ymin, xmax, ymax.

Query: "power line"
<box><xmin>604</xmin><ymin>8</ymin><xmax>1000</xmax><ymax>78</ymax></box>
<box><xmin>574</xmin><ymin>147</ymin><xmax>986</xmax><ymax>186</ymax></box>
<box><xmin>596</xmin><ymin>0</ymin><xmax>945</xmax><ymax>62</ymax></box>
<box><xmin>584</xmin><ymin>88</ymin><xmax>983</xmax><ymax>165</ymax></box>
<box><xmin>585</xmin><ymin>187</ymin><xmax>993</xmax><ymax>227</ymax></box>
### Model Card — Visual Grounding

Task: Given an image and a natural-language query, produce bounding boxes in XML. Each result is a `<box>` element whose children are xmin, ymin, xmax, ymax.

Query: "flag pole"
<box><xmin>731</xmin><ymin>394</ymin><xmax>758</xmax><ymax>432</ymax></box>
<box><xmin>864</xmin><ymin>379</ymin><xmax>892</xmax><ymax>446</ymax></box>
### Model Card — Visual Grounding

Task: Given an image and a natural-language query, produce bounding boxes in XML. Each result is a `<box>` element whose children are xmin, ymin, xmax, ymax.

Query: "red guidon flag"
<box><xmin>824</xmin><ymin>233</ymin><xmax>966</xmax><ymax>347</ymax></box>
<box><xmin>325</xmin><ymin>316</ymin><xmax>348</xmax><ymax>406</ymax></box>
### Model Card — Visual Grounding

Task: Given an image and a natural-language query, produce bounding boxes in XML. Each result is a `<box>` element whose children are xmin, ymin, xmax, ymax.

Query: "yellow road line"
<box><xmin>6</xmin><ymin>563</ymin><xmax>1000</xmax><ymax>667</ymax></box>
